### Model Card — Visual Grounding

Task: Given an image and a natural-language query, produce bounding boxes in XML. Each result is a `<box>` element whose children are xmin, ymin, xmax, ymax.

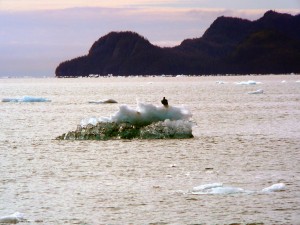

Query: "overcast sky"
<box><xmin>0</xmin><ymin>0</ymin><xmax>299</xmax><ymax>77</ymax></box>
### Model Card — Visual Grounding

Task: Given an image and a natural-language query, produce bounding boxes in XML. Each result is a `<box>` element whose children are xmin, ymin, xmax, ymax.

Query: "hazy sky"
<box><xmin>0</xmin><ymin>0</ymin><xmax>299</xmax><ymax>76</ymax></box>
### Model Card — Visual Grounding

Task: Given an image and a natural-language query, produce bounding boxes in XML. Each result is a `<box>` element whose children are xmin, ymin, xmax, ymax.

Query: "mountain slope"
<box><xmin>55</xmin><ymin>11</ymin><xmax>300</xmax><ymax>77</ymax></box>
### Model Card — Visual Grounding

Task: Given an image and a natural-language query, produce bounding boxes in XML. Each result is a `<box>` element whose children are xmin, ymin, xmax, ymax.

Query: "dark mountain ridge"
<box><xmin>55</xmin><ymin>10</ymin><xmax>300</xmax><ymax>77</ymax></box>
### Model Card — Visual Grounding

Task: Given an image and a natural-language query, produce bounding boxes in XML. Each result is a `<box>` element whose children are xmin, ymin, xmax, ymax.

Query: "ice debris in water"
<box><xmin>191</xmin><ymin>183</ymin><xmax>286</xmax><ymax>195</ymax></box>
<box><xmin>261</xmin><ymin>183</ymin><xmax>285</xmax><ymax>192</ymax></box>
<box><xmin>192</xmin><ymin>183</ymin><xmax>246</xmax><ymax>195</ymax></box>
<box><xmin>234</xmin><ymin>80</ymin><xmax>261</xmax><ymax>85</ymax></box>
<box><xmin>57</xmin><ymin>102</ymin><xmax>194</xmax><ymax>140</ymax></box>
<box><xmin>0</xmin><ymin>212</ymin><xmax>25</xmax><ymax>223</ymax></box>
<box><xmin>88</xmin><ymin>98</ymin><xmax>118</xmax><ymax>104</ymax></box>
<box><xmin>216</xmin><ymin>81</ymin><xmax>227</xmax><ymax>84</ymax></box>
<box><xmin>1</xmin><ymin>96</ymin><xmax>51</xmax><ymax>102</ymax></box>
<box><xmin>248</xmin><ymin>89</ymin><xmax>264</xmax><ymax>94</ymax></box>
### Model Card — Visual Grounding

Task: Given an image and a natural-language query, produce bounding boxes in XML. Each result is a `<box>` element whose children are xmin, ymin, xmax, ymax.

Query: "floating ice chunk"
<box><xmin>235</xmin><ymin>80</ymin><xmax>261</xmax><ymax>85</ymax></box>
<box><xmin>88</xmin><ymin>99</ymin><xmax>117</xmax><ymax>104</ymax></box>
<box><xmin>261</xmin><ymin>183</ymin><xmax>286</xmax><ymax>192</ymax></box>
<box><xmin>192</xmin><ymin>183</ymin><xmax>223</xmax><ymax>192</ymax></box>
<box><xmin>296</xmin><ymin>80</ymin><xmax>300</xmax><ymax>83</ymax></box>
<box><xmin>1</xmin><ymin>96</ymin><xmax>51</xmax><ymax>102</ymax></box>
<box><xmin>216</xmin><ymin>81</ymin><xmax>226</xmax><ymax>84</ymax></box>
<box><xmin>248</xmin><ymin>89</ymin><xmax>264</xmax><ymax>94</ymax></box>
<box><xmin>281</xmin><ymin>80</ymin><xmax>286</xmax><ymax>83</ymax></box>
<box><xmin>192</xmin><ymin>183</ymin><xmax>245</xmax><ymax>195</ymax></box>
<box><xmin>207</xmin><ymin>186</ymin><xmax>245</xmax><ymax>194</ymax></box>
<box><xmin>0</xmin><ymin>212</ymin><xmax>24</xmax><ymax>223</ymax></box>
<box><xmin>190</xmin><ymin>182</ymin><xmax>286</xmax><ymax>195</ymax></box>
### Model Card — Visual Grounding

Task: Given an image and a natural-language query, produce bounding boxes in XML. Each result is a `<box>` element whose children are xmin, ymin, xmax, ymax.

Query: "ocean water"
<box><xmin>0</xmin><ymin>75</ymin><xmax>300</xmax><ymax>224</ymax></box>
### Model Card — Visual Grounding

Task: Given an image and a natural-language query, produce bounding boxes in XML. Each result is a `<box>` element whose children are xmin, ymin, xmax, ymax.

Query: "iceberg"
<box><xmin>57</xmin><ymin>102</ymin><xmax>194</xmax><ymax>140</ymax></box>
<box><xmin>1</xmin><ymin>96</ymin><xmax>51</xmax><ymax>102</ymax></box>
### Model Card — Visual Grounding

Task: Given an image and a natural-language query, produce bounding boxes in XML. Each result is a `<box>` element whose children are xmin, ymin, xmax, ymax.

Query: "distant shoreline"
<box><xmin>1</xmin><ymin>73</ymin><xmax>299</xmax><ymax>79</ymax></box>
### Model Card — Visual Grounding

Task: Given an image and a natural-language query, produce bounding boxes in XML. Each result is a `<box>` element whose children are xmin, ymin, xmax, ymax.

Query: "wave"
<box><xmin>57</xmin><ymin>102</ymin><xmax>193</xmax><ymax>140</ymax></box>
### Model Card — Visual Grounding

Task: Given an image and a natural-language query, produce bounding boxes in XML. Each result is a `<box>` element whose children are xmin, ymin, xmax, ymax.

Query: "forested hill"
<box><xmin>55</xmin><ymin>10</ymin><xmax>300</xmax><ymax>77</ymax></box>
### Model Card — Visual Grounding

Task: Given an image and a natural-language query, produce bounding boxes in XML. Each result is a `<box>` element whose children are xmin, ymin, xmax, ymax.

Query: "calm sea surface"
<box><xmin>0</xmin><ymin>75</ymin><xmax>300</xmax><ymax>224</ymax></box>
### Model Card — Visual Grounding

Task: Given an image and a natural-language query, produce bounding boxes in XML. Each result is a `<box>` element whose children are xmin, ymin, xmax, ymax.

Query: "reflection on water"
<box><xmin>0</xmin><ymin>75</ymin><xmax>300</xmax><ymax>224</ymax></box>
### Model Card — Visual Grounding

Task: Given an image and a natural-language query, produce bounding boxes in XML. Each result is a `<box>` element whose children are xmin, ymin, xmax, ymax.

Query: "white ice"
<box><xmin>81</xmin><ymin>102</ymin><xmax>192</xmax><ymax>127</ymax></box>
<box><xmin>1</xmin><ymin>96</ymin><xmax>51</xmax><ymax>102</ymax></box>
<box><xmin>261</xmin><ymin>183</ymin><xmax>286</xmax><ymax>192</ymax></box>
<box><xmin>192</xmin><ymin>182</ymin><xmax>223</xmax><ymax>192</ymax></box>
<box><xmin>248</xmin><ymin>89</ymin><xmax>264</xmax><ymax>94</ymax></box>
<box><xmin>191</xmin><ymin>183</ymin><xmax>286</xmax><ymax>195</ymax></box>
<box><xmin>0</xmin><ymin>212</ymin><xmax>24</xmax><ymax>223</ymax></box>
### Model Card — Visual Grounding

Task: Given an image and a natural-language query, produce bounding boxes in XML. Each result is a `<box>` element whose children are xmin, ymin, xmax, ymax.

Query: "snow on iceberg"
<box><xmin>191</xmin><ymin>183</ymin><xmax>286</xmax><ymax>195</ymax></box>
<box><xmin>2</xmin><ymin>96</ymin><xmax>51</xmax><ymax>102</ymax></box>
<box><xmin>81</xmin><ymin>102</ymin><xmax>192</xmax><ymax>127</ymax></box>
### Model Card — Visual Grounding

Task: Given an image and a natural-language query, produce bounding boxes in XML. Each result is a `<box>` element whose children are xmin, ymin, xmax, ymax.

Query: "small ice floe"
<box><xmin>88</xmin><ymin>99</ymin><xmax>118</xmax><ymax>104</ymax></box>
<box><xmin>296</xmin><ymin>80</ymin><xmax>300</xmax><ymax>83</ymax></box>
<box><xmin>192</xmin><ymin>183</ymin><xmax>223</xmax><ymax>192</ymax></box>
<box><xmin>191</xmin><ymin>182</ymin><xmax>286</xmax><ymax>195</ymax></box>
<box><xmin>248</xmin><ymin>89</ymin><xmax>264</xmax><ymax>94</ymax></box>
<box><xmin>1</xmin><ymin>96</ymin><xmax>51</xmax><ymax>102</ymax></box>
<box><xmin>0</xmin><ymin>212</ymin><xmax>25</xmax><ymax>223</ymax></box>
<box><xmin>192</xmin><ymin>183</ymin><xmax>246</xmax><ymax>195</ymax></box>
<box><xmin>261</xmin><ymin>183</ymin><xmax>286</xmax><ymax>193</ymax></box>
<box><xmin>216</xmin><ymin>81</ymin><xmax>227</xmax><ymax>84</ymax></box>
<box><xmin>281</xmin><ymin>80</ymin><xmax>286</xmax><ymax>83</ymax></box>
<box><xmin>235</xmin><ymin>80</ymin><xmax>261</xmax><ymax>85</ymax></box>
